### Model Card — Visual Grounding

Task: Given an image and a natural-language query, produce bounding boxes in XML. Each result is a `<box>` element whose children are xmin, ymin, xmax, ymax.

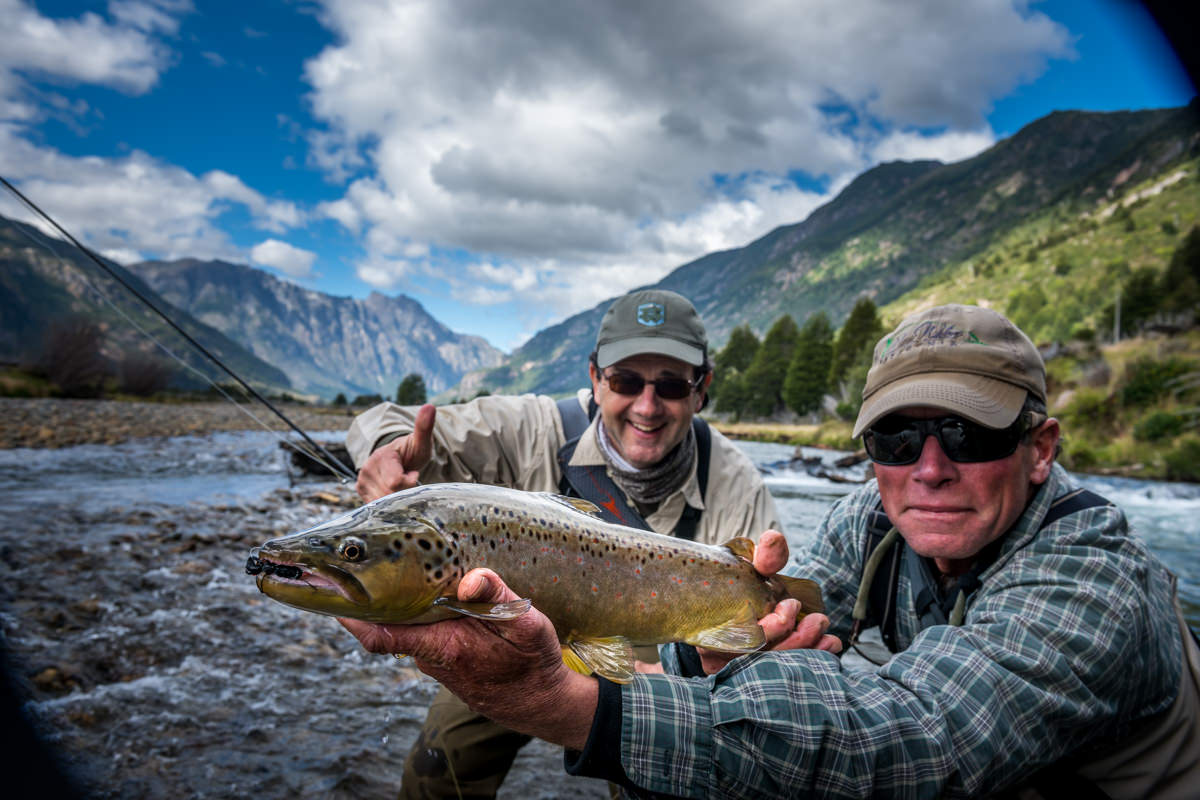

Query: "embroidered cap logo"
<box><xmin>636</xmin><ymin>302</ymin><xmax>666</xmax><ymax>327</ymax></box>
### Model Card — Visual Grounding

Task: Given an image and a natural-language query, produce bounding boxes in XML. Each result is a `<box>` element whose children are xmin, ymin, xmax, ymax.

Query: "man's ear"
<box><xmin>589</xmin><ymin>361</ymin><xmax>603</xmax><ymax>398</ymax></box>
<box><xmin>696</xmin><ymin>371</ymin><xmax>713</xmax><ymax>412</ymax></box>
<box><xmin>1029</xmin><ymin>418</ymin><xmax>1061</xmax><ymax>484</ymax></box>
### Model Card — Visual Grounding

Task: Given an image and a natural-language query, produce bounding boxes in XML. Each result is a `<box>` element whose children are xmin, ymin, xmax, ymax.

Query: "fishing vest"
<box><xmin>554</xmin><ymin>395</ymin><xmax>711</xmax><ymax>539</ymax></box>
<box><xmin>852</xmin><ymin>487</ymin><xmax>1200</xmax><ymax>799</ymax></box>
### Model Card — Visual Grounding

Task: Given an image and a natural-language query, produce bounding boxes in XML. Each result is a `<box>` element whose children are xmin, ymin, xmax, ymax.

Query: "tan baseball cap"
<box><xmin>595</xmin><ymin>289</ymin><xmax>708</xmax><ymax>368</ymax></box>
<box><xmin>852</xmin><ymin>304</ymin><xmax>1046</xmax><ymax>438</ymax></box>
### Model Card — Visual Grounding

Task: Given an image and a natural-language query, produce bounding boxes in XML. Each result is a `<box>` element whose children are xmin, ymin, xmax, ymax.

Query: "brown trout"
<box><xmin>247</xmin><ymin>482</ymin><xmax>823</xmax><ymax>682</ymax></box>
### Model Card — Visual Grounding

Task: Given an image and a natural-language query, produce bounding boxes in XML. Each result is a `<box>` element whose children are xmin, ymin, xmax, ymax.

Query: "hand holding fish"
<box><xmin>695</xmin><ymin>529</ymin><xmax>841</xmax><ymax>674</ymax></box>
<box><xmin>339</xmin><ymin>568</ymin><xmax>598</xmax><ymax>750</ymax></box>
<box><xmin>355</xmin><ymin>403</ymin><xmax>437</xmax><ymax>502</ymax></box>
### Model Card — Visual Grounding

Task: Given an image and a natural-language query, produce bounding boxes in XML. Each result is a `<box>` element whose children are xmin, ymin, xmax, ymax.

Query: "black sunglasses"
<box><xmin>863</xmin><ymin>414</ymin><xmax>1033</xmax><ymax>466</ymax></box>
<box><xmin>603</xmin><ymin>370</ymin><xmax>700</xmax><ymax>400</ymax></box>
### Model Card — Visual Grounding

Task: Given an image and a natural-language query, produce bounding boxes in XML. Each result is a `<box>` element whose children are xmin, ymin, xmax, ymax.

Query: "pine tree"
<box><xmin>784</xmin><ymin>312</ymin><xmax>834</xmax><ymax>415</ymax></box>
<box><xmin>829</xmin><ymin>297</ymin><xmax>884</xmax><ymax>389</ymax></box>
<box><xmin>712</xmin><ymin>324</ymin><xmax>760</xmax><ymax>418</ymax></box>
<box><xmin>395</xmin><ymin>373</ymin><xmax>428</xmax><ymax>405</ymax></box>
<box><xmin>741</xmin><ymin>314</ymin><xmax>801</xmax><ymax>418</ymax></box>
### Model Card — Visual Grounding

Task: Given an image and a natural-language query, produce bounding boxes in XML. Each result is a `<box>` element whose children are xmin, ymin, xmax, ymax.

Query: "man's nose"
<box><xmin>912</xmin><ymin>434</ymin><xmax>956</xmax><ymax>484</ymax></box>
<box><xmin>632</xmin><ymin>380</ymin><xmax>662</xmax><ymax>413</ymax></box>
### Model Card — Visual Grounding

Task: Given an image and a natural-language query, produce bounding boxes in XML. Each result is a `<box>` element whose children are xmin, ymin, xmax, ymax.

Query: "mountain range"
<box><xmin>2</xmin><ymin>102</ymin><xmax>1196</xmax><ymax>402</ymax></box>
<box><xmin>471</xmin><ymin>102</ymin><xmax>1199</xmax><ymax>397</ymax></box>
<box><xmin>126</xmin><ymin>259</ymin><xmax>504</xmax><ymax>399</ymax></box>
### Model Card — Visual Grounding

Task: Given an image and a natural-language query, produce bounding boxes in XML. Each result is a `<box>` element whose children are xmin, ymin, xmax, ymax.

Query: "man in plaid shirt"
<box><xmin>343</xmin><ymin>304</ymin><xmax>1199</xmax><ymax>798</ymax></box>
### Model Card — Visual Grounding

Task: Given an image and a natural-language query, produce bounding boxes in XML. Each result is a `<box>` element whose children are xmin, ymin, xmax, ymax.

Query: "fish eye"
<box><xmin>340</xmin><ymin>537</ymin><xmax>367</xmax><ymax>562</ymax></box>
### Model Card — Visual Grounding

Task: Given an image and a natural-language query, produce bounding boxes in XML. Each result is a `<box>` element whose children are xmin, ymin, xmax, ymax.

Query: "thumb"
<box><xmin>753</xmin><ymin>530</ymin><xmax>790</xmax><ymax>577</ymax></box>
<box><xmin>401</xmin><ymin>404</ymin><xmax>436</xmax><ymax>468</ymax></box>
<box><xmin>458</xmin><ymin>568</ymin><xmax>521</xmax><ymax>604</ymax></box>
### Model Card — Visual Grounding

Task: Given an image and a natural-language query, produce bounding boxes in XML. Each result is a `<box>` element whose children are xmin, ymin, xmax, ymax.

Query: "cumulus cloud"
<box><xmin>0</xmin><ymin>0</ymin><xmax>186</xmax><ymax>101</ymax></box>
<box><xmin>303</xmin><ymin>0</ymin><xmax>1072</xmax><ymax>332</ymax></box>
<box><xmin>0</xmin><ymin>124</ymin><xmax>302</xmax><ymax>264</ymax></box>
<box><xmin>250</xmin><ymin>239</ymin><xmax>317</xmax><ymax>277</ymax></box>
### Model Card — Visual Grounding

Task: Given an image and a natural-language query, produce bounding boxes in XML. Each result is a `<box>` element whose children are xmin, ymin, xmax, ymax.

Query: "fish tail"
<box><xmin>777</xmin><ymin>575</ymin><xmax>825</xmax><ymax>614</ymax></box>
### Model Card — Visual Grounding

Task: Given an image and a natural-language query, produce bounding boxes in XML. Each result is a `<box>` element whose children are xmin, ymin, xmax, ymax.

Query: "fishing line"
<box><xmin>0</xmin><ymin>175</ymin><xmax>358</xmax><ymax>483</ymax></box>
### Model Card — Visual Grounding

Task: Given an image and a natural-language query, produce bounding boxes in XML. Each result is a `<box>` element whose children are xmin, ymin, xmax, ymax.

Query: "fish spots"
<box><xmin>552</xmin><ymin>576</ymin><xmax>559</xmax><ymax>583</ymax></box>
<box><xmin>650</xmin><ymin>591</ymin><xmax>657</xmax><ymax>598</ymax></box>
<box><xmin>417</xmin><ymin>538</ymin><xmax>432</xmax><ymax>550</ymax></box>
<box><xmin>703</xmin><ymin>580</ymin><xmax>710</xmax><ymax>587</ymax></box>
<box><xmin>591</xmin><ymin>584</ymin><xmax>598</xmax><ymax>593</ymax></box>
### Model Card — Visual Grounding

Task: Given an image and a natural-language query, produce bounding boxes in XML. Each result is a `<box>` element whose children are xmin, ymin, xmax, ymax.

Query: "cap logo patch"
<box><xmin>636</xmin><ymin>302</ymin><xmax>666</xmax><ymax>327</ymax></box>
<box><xmin>879</xmin><ymin>321</ymin><xmax>986</xmax><ymax>363</ymax></box>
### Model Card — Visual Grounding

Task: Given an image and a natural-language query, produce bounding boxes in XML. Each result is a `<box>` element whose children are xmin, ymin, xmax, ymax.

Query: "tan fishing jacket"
<box><xmin>345</xmin><ymin>390</ymin><xmax>780</xmax><ymax>546</ymax></box>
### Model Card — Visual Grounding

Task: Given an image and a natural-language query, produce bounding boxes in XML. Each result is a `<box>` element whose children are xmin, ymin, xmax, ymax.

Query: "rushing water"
<box><xmin>1</xmin><ymin>432</ymin><xmax>1197</xmax><ymax>798</ymax></box>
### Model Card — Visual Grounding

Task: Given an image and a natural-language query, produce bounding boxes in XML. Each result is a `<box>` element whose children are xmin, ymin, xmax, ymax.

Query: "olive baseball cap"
<box><xmin>595</xmin><ymin>289</ymin><xmax>708</xmax><ymax>368</ymax></box>
<box><xmin>852</xmin><ymin>304</ymin><xmax>1046</xmax><ymax>438</ymax></box>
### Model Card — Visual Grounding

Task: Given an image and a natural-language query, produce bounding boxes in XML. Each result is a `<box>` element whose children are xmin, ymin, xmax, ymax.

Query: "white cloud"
<box><xmin>303</xmin><ymin>0</ymin><xmax>1072</xmax><ymax>328</ymax></box>
<box><xmin>870</xmin><ymin>129</ymin><xmax>997</xmax><ymax>165</ymax></box>
<box><xmin>0</xmin><ymin>0</ymin><xmax>186</xmax><ymax>101</ymax></box>
<box><xmin>250</xmin><ymin>239</ymin><xmax>317</xmax><ymax>277</ymax></box>
<box><xmin>0</xmin><ymin>124</ymin><xmax>302</xmax><ymax>264</ymax></box>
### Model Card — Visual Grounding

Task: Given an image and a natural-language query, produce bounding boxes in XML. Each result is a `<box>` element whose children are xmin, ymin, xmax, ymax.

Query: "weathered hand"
<box><xmin>697</xmin><ymin>529</ymin><xmax>841</xmax><ymax>674</ymax></box>
<box><xmin>355</xmin><ymin>403</ymin><xmax>437</xmax><ymax>502</ymax></box>
<box><xmin>338</xmin><ymin>568</ymin><xmax>597</xmax><ymax>750</ymax></box>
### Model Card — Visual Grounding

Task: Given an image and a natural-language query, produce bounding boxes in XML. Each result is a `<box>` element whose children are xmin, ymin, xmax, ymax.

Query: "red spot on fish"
<box><xmin>703</xmin><ymin>581</ymin><xmax>710</xmax><ymax>586</ymax></box>
<box><xmin>553</xmin><ymin>576</ymin><xmax>559</xmax><ymax>583</ymax></box>
<box><xmin>635</xmin><ymin>568</ymin><xmax>641</xmax><ymax>574</ymax></box>
<box><xmin>577</xmin><ymin>556</ymin><xmax>584</xmax><ymax>564</ymax></box>
<box><xmin>591</xmin><ymin>585</ymin><xmax>598</xmax><ymax>593</ymax></box>
<box><xmin>650</xmin><ymin>591</ymin><xmax>657</xmax><ymax>598</ymax></box>
<box><xmin>728</xmin><ymin>579</ymin><xmax>735</xmax><ymax>585</ymax></box>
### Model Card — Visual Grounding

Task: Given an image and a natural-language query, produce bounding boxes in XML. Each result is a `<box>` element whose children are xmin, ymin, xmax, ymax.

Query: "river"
<box><xmin>1</xmin><ymin>432</ymin><xmax>1196</xmax><ymax>798</ymax></box>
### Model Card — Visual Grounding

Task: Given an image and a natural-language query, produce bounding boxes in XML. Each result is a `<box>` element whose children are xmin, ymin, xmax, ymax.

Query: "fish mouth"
<box><xmin>246</xmin><ymin>554</ymin><xmax>370</xmax><ymax>606</ymax></box>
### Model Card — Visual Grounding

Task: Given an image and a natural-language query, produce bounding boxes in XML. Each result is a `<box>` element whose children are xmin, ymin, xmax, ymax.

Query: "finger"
<box><xmin>338</xmin><ymin>617</ymin><xmax>402</xmax><ymax>654</ymax></box>
<box><xmin>753</xmin><ymin>530</ymin><xmax>790</xmax><ymax>576</ymax></box>
<box><xmin>770</xmin><ymin>612</ymin><xmax>832</xmax><ymax>651</ymax></box>
<box><xmin>401</xmin><ymin>404</ymin><xmax>437</xmax><ymax>470</ymax></box>
<box><xmin>758</xmin><ymin>598</ymin><xmax>800</xmax><ymax>643</ymax></box>
<box><xmin>817</xmin><ymin>634</ymin><xmax>843</xmax><ymax>654</ymax></box>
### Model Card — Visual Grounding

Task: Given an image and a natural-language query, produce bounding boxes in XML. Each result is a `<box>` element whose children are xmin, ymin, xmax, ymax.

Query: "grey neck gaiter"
<box><xmin>595</xmin><ymin>419</ymin><xmax>695</xmax><ymax>507</ymax></box>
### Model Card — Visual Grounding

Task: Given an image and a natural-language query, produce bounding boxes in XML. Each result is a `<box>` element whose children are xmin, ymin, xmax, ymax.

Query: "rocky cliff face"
<box><xmin>128</xmin><ymin>259</ymin><xmax>504</xmax><ymax>399</ymax></box>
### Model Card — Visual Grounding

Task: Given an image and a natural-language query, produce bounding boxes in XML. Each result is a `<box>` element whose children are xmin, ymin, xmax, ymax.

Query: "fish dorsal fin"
<box><xmin>433</xmin><ymin>596</ymin><xmax>532</xmax><ymax>620</ymax></box>
<box><xmin>720</xmin><ymin>536</ymin><xmax>756</xmax><ymax>562</ymax></box>
<box><xmin>776</xmin><ymin>575</ymin><xmax>825</xmax><ymax>614</ymax></box>
<box><xmin>566</xmin><ymin>636</ymin><xmax>636</xmax><ymax>684</ymax></box>
<box><xmin>685</xmin><ymin>602</ymin><xmax>765</xmax><ymax>653</ymax></box>
<box><xmin>545</xmin><ymin>494</ymin><xmax>604</xmax><ymax>517</ymax></box>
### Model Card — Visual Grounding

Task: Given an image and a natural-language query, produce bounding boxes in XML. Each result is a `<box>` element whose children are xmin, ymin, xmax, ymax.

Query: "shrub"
<box><xmin>118</xmin><ymin>353</ymin><xmax>173</xmax><ymax>396</ymax></box>
<box><xmin>1163</xmin><ymin>437</ymin><xmax>1200</xmax><ymax>482</ymax></box>
<box><xmin>1133</xmin><ymin>411</ymin><xmax>1184</xmax><ymax>442</ymax></box>
<box><xmin>1119</xmin><ymin>358</ymin><xmax>1191</xmax><ymax>407</ymax></box>
<box><xmin>38</xmin><ymin>316</ymin><xmax>109</xmax><ymax>398</ymax></box>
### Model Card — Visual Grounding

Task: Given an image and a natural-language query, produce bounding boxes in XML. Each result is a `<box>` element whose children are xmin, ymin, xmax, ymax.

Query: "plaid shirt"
<box><xmin>614</xmin><ymin>464</ymin><xmax>1183</xmax><ymax>798</ymax></box>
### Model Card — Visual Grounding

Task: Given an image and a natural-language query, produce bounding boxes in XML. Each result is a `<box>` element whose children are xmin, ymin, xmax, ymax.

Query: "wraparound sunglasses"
<box><xmin>863</xmin><ymin>413</ymin><xmax>1036</xmax><ymax>465</ymax></box>
<box><xmin>603</xmin><ymin>370</ymin><xmax>701</xmax><ymax>400</ymax></box>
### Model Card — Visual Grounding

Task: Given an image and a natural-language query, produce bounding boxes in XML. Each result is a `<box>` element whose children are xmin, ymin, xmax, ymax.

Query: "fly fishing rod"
<box><xmin>0</xmin><ymin>174</ymin><xmax>358</xmax><ymax>483</ymax></box>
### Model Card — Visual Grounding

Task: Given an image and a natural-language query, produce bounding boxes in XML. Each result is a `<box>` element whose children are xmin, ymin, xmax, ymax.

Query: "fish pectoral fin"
<box><xmin>566</xmin><ymin>636</ymin><xmax>636</xmax><ymax>684</ymax></box>
<box><xmin>686</xmin><ymin>602</ymin><xmax>765</xmax><ymax>653</ymax></box>
<box><xmin>545</xmin><ymin>494</ymin><xmax>604</xmax><ymax>517</ymax></box>
<box><xmin>776</xmin><ymin>575</ymin><xmax>825</xmax><ymax>614</ymax></box>
<box><xmin>433</xmin><ymin>596</ymin><xmax>532</xmax><ymax>620</ymax></box>
<box><xmin>719</xmin><ymin>536</ymin><xmax>756</xmax><ymax>563</ymax></box>
<box><xmin>561</xmin><ymin>647</ymin><xmax>592</xmax><ymax>676</ymax></box>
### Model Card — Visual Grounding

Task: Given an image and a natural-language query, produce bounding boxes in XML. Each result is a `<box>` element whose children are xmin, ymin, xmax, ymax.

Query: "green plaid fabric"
<box><xmin>621</xmin><ymin>465</ymin><xmax>1183</xmax><ymax>797</ymax></box>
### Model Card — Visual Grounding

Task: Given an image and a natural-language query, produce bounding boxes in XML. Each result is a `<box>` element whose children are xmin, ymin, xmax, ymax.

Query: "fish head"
<box><xmin>248</xmin><ymin>497</ymin><xmax>460</xmax><ymax>623</ymax></box>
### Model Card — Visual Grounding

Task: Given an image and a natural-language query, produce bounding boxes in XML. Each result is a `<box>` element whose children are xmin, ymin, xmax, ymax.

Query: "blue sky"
<box><xmin>1</xmin><ymin>0</ymin><xmax>1193</xmax><ymax>352</ymax></box>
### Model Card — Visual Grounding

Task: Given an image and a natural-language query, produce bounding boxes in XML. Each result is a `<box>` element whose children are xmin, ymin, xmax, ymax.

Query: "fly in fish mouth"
<box><xmin>245</xmin><ymin>555</ymin><xmax>302</xmax><ymax>580</ymax></box>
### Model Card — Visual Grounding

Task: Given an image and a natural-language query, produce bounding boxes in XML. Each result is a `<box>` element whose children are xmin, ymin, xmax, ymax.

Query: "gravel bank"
<box><xmin>0</xmin><ymin>398</ymin><xmax>356</xmax><ymax>449</ymax></box>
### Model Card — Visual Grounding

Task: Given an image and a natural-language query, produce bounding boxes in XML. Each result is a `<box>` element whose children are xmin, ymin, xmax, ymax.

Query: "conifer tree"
<box><xmin>712</xmin><ymin>324</ymin><xmax>759</xmax><ymax>418</ymax></box>
<box><xmin>741</xmin><ymin>314</ymin><xmax>801</xmax><ymax>418</ymax></box>
<box><xmin>785</xmin><ymin>312</ymin><xmax>834</xmax><ymax>415</ymax></box>
<box><xmin>829</xmin><ymin>297</ymin><xmax>884</xmax><ymax>389</ymax></box>
<box><xmin>395</xmin><ymin>373</ymin><xmax>428</xmax><ymax>405</ymax></box>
